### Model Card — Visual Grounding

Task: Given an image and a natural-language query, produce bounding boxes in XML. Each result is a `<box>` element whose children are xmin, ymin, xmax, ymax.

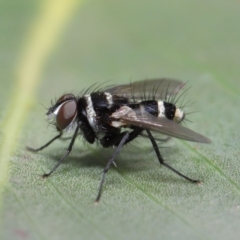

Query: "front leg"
<box><xmin>41</xmin><ymin>123</ymin><xmax>80</xmax><ymax>177</ymax></box>
<box><xmin>27</xmin><ymin>132</ymin><xmax>63</xmax><ymax>152</ymax></box>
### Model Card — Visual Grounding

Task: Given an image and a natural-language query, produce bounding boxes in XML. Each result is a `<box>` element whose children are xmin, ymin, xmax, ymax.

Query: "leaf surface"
<box><xmin>1</xmin><ymin>1</ymin><xmax>240</xmax><ymax>240</ymax></box>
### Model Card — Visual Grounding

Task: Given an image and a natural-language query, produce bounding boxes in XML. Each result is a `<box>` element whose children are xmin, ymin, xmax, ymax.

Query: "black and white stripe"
<box><xmin>84</xmin><ymin>94</ymin><xmax>97</xmax><ymax>131</ymax></box>
<box><xmin>83</xmin><ymin>92</ymin><xmax>121</xmax><ymax>132</ymax></box>
<box><xmin>83</xmin><ymin>92</ymin><xmax>179</xmax><ymax>133</ymax></box>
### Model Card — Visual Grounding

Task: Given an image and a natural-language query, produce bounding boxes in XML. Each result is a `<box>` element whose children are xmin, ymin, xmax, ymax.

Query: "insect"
<box><xmin>27</xmin><ymin>78</ymin><xmax>211</xmax><ymax>202</ymax></box>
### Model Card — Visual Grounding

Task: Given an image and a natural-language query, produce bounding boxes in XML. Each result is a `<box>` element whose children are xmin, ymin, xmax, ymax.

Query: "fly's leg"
<box><xmin>95</xmin><ymin>131</ymin><xmax>130</xmax><ymax>203</ymax></box>
<box><xmin>95</xmin><ymin>128</ymin><xmax>143</xmax><ymax>202</ymax></box>
<box><xmin>41</xmin><ymin>124</ymin><xmax>79</xmax><ymax>178</ymax></box>
<box><xmin>146</xmin><ymin>129</ymin><xmax>200</xmax><ymax>183</ymax></box>
<box><xmin>27</xmin><ymin>132</ymin><xmax>63</xmax><ymax>152</ymax></box>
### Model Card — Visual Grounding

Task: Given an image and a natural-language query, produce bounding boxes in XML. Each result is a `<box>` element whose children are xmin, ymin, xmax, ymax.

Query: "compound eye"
<box><xmin>47</xmin><ymin>94</ymin><xmax>76</xmax><ymax>116</ymax></box>
<box><xmin>56</xmin><ymin>100</ymin><xmax>77</xmax><ymax>130</ymax></box>
<box><xmin>57</xmin><ymin>94</ymin><xmax>75</xmax><ymax>103</ymax></box>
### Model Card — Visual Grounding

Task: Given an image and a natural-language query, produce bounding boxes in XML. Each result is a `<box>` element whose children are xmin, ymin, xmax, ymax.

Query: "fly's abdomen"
<box><xmin>129</xmin><ymin>100</ymin><xmax>158</xmax><ymax>117</ymax></box>
<box><xmin>129</xmin><ymin>100</ymin><xmax>178</xmax><ymax>121</ymax></box>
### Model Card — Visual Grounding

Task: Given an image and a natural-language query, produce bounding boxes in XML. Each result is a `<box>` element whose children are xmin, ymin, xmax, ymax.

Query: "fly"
<box><xmin>27</xmin><ymin>78</ymin><xmax>211</xmax><ymax>202</ymax></box>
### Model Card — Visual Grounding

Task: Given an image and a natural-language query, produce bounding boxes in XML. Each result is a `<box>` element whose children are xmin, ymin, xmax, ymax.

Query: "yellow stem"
<box><xmin>0</xmin><ymin>0</ymin><xmax>82</xmax><ymax>208</ymax></box>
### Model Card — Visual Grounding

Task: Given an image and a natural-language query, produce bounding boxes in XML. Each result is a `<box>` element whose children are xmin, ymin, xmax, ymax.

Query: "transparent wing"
<box><xmin>140</xmin><ymin>132</ymin><xmax>171</xmax><ymax>142</ymax></box>
<box><xmin>105</xmin><ymin>78</ymin><xmax>185</xmax><ymax>100</ymax></box>
<box><xmin>111</xmin><ymin>106</ymin><xmax>211</xmax><ymax>143</ymax></box>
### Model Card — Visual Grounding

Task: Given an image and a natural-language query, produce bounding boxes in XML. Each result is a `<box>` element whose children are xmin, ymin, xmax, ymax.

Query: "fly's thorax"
<box><xmin>111</xmin><ymin>105</ymin><xmax>136</xmax><ymax>128</ymax></box>
<box><xmin>47</xmin><ymin>94</ymin><xmax>78</xmax><ymax>132</ymax></box>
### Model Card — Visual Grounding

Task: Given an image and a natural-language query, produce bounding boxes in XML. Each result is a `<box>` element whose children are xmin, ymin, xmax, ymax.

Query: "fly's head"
<box><xmin>47</xmin><ymin>94</ymin><xmax>78</xmax><ymax>132</ymax></box>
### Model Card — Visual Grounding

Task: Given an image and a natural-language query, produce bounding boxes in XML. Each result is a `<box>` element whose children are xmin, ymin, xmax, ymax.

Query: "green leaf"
<box><xmin>1</xmin><ymin>0</ymin><xmax>240</xmax><ymax>240</ymax></box>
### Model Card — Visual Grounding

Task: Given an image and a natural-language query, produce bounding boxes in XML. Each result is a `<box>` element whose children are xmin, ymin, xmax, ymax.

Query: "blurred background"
<box><xmin>0</xmin><ymin>0</ymin><xmax>240</xmax><ymax>239</ymax></box>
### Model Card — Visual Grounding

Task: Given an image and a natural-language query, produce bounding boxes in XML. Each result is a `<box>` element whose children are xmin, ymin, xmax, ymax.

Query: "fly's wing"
<box><xmin>140</xmin><ymin>132</ymin><xmax>171</xmax><ymax>142</ymax></box>
<box><xmin>105</xmin><ymin>78</ymin><xmax>185</xmax><ymax>100</ymax></box>
<box><xmin>111</xmin><ymin>106</ymin><xmax>211</xmax><ymax>143</ymax></box>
